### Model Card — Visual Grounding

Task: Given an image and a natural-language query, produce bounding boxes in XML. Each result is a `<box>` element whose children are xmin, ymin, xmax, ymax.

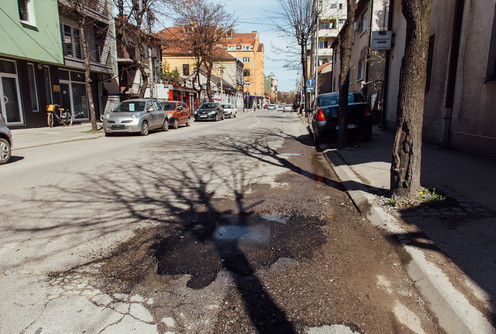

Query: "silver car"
<box><xmin>103</xmin><ymin>99</ymin><xmax>169</xmax><ymax>136</ymax></box>
<box><xmin>0</xmin><ymin>114</ymin><xmax>12</xmax><ymax>164</ymax></box>
<box><xmin>221</xmin><ymin>103</ymin><xmax>237</xmax><ymax>118</ymax></box>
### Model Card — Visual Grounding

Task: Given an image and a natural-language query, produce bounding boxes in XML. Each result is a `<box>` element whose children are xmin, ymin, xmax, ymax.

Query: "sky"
<box><xmin>224</xmin><ymin>0</ymin><xmax>300</xmax><ymax>92</ymax></box>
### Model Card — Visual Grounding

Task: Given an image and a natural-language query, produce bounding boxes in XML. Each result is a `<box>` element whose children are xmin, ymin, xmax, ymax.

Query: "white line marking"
<box><xmin>248</xmin><ymin>115</ymin><xmax>261</xmax><ymax>128</ymax></box>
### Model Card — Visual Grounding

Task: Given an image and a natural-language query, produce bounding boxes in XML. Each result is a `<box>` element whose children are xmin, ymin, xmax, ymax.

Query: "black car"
<box><xmin>311</xmin><ymin>91</ymin><xmax>372</xmax><ymax>145</ymax></box>
<box><xmin>194</xmin><ymin>102</ymin><xmax>224</xmax><ymax>121</ymax></box>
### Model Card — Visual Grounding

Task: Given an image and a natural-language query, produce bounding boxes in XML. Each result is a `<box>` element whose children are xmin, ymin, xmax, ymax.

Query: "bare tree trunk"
<box><xmin>301</xmin><ymin>41</ymin><xmax>308</xmax><ymax>110</ymax></box>
<box><xmin>205</xmin><ymin>60</ymin><xmax>213</xmax><ymax>101</ymax></box>
<box><xmin>338</xmin><ymin>0</ymin><xmax>357</xmax><ymax>148</ymax></box>
<box><xmin>79</xmin><ymin>19</ymin><xmax>98</xmax><ymax>131</ymax></box>
<box><xmin>138</xmin><ymin>67</ymin><xmax>149</xmax><ymax>98</ymax></box>
<box><xmin>390</xmin><ymin>0</ymin><xmax>432</xmax><ymax>199</ymax></box>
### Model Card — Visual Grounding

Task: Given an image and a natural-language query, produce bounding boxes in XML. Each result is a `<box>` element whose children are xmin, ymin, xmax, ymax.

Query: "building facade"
<box><xmin>385</xmin><ymin>0</ymin><xmax>496</xmax><ymax>158</ymax></box>
<box><xmin>218</xmin><ymin>31</ymin><xmax>265</xmax><ymax>109</ymax></box>
<box><xmin>331</xmin><ymin>0</ymin><xmax>496</xmax><ymax>158</ymax></box>
<box><xmin>0</xmin><ymin>0</ymin><xmax>118</xmax><ymax>128</ymax></box>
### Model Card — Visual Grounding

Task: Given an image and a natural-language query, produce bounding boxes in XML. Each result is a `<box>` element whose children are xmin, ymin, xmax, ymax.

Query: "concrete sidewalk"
<box><xmin>11</xmin><ymin>123</ymin><xmax>103</xmax><ymax>150</ymax></box>
<box><xmin>324</xmin><ymin>128</ymin><xmax>496</xmax><ymax>333</ymax></box>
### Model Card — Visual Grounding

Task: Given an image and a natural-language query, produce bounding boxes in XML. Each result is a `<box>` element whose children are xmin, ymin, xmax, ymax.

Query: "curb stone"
<box><xmin>323</xmin><ymin>149</ymin><xmax>496</xmax><ymax>334</ymax></box>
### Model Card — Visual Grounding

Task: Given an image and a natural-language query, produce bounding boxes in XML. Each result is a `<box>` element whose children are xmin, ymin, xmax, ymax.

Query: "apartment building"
<box><xmin>0</xmin><ymin>0</ymin><xmax>118</xmax><ymax>128</ymax></box>
<box><xmin>218</xmin><ymin>31</ymin><xmax>265</xmax><ymax>109</ymax></box>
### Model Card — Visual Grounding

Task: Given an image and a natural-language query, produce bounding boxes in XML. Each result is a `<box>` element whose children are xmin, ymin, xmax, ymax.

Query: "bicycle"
<box><xmin>46</xmin><ymin>104</ymin><xmax>73</xmax><ymax>127</ymax></box>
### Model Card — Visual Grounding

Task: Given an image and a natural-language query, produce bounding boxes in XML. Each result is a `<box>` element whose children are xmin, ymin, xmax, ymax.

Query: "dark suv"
<box><xmin>311</xmin><ymin>91</ymin><xmax>372</xmax><ymax>145</ymax></box>
<box><xmin>0</xmin><ymin>114</ymin><xmax>12</xmax><ymax>164</ymax></box>
<box><xmin>194</xmin><ymin>102</ymin><xmax>224</xmax><ymax>121</ymax></box>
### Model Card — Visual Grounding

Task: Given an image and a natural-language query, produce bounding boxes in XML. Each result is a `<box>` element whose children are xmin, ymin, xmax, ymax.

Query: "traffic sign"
<box><xmin>306</xmin><ymin>78</ymin><xmax>315</xmax><ymax>87</ymax></box>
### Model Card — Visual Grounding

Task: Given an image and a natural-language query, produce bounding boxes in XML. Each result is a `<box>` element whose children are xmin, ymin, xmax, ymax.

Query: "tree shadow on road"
<box><xmin>2</xmin><ymin>127</ymin><xmax>350</xmax><ymax>332</ymax></box>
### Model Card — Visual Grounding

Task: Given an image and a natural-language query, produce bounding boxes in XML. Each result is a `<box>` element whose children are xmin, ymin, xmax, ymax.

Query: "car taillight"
<box><xmin>364</xmin><ymin>106</ymin><xmax>371</xmax><ymax>117</ymax></box>
<box><xmin>316</xmin><ymin>108</ymin><xmax>326</xmax><ymax>121</ymax></box>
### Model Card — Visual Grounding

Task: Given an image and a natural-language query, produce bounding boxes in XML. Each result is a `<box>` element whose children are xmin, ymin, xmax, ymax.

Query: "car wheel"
<box><xmin>140</xmin><ymin>121</ymin><xmax>149</xmax><ymax>136</ymax></box>
<box><xmin>162</xmin><ymin>119</ymin><xmax>169</xmax><ymax>132</ymax></box>
<box><xmin>173</xmin><ymin>118</ymin><xmax>179</xmax><ymax>129</ymax></box>
<box><xmin>234</xmin><ymin>113</ymin><xmax>236</xmax><ymax>118</ymax></box>
<box><xmin>104</xmin><ymin>132</ymin><xmax>114</xmax><ymax>137</ymax></box>
<box><xmin>0</xmin><ymin>138</ymin><xmax>11</xmax><ymax>164</ymax></box>
<box><xmin>313</xmin><ymin>131</ymin><xmax>322</xmax><ymax>146</ymax></box>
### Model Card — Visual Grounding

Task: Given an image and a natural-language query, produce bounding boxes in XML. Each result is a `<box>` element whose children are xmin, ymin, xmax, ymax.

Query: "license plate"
<box><xmin>335</xmin><ymin>124</ymin><xmax>358</xmax><ymax>130</ymax></box>
<box><xmin>112</xmin><ymin>125</ymin><xmax>125</xmax><ymax>130</ymax></box>
<box><xmin>199</xmin><ymin>115</ymin><xmax>207</xmax><ymax>118</ymax></box>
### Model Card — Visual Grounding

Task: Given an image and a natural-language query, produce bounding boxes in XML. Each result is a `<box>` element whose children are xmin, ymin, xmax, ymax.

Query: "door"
<box><xmin>60</xmin><ymin>80</ymin><xmax>89</xmax><ymax>120</ymax></box>
<box><xmin>0</xmin><ymin>75</ymin><xmax>23</xmax><ymax>126</ymax></box>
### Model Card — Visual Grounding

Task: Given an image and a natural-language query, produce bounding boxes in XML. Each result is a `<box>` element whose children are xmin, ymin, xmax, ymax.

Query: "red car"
<box><xmin>160</xmin><ymin>101</ymin><xmax>191</xmax><ymax>129</ymax></box>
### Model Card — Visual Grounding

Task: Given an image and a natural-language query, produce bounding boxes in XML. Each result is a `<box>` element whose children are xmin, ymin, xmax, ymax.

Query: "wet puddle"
<box><xmin>154</xmin><ymin>214</ymin><xmax>327</xmax><ymax>289</ymax></box>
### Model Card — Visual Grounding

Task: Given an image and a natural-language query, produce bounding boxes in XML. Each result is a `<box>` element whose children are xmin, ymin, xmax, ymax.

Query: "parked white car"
<box><xmin>221</xmin><ymin>103</ymin><xmax>237</xmax><ymax>118</ymax></box>
<box><xmin>103</xmin><ymin>99</ymin><xmax>169</xmax><ymax>136</ymax></box>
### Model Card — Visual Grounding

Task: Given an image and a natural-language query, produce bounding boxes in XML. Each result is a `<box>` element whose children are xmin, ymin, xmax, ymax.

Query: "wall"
<box><xmin>0</xmin><ymin>0</ymin><xmax>63</xmax><ymax>64</ymax></box>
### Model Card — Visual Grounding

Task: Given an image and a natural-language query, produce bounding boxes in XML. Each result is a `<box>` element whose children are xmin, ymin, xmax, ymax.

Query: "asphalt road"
<box><xmin>0</xmin><ymin>111</ymin><xmax>441</xmax><ymax>333</ymax></box>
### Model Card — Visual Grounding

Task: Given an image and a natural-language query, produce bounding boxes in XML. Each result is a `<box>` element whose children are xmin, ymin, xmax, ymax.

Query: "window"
<box><xmin>242</xmin><ymin>57</ymin><xmax>250</xmax><ymax>63</ymax></box>
<box><xmin>487</xmin><ymin>4</ymin><xmax>496</xmax><ymax>82</ymax></box>
<box><xmin>18</xmin><ymin>0</ymin><xmax>36</xmax><ymax>26</ymax></box>
<box><xmin>319</xmin><ymin>40</ymin><xmax>329</xmax><ymax>49</ymax></box>
<box><xmin>27</xmin><ymin>64</ymin><xmax>39</xmax><ymax>111</ymax></box>
<box><xmin>243</xmin><ymin>69</ymin><xmax>251</xmax><ymax>77</ymax></box>
<box><xmin>183</xmin><ymin>64</ymin><xmax>190</xmax><ymax>76</ymax></box>
<box><xmin>62</xmin><ymin>24</ymin><xmax>82</xmax><ymax>59</ymax></box>
<box><xmin>242</xmin><ymin>45</ymin><xmax>251</xmax><ymax>51</ymax></box>
<box><xmin>227</xmin><ymin>46</ymin><xmax>236</xmax><ymax>51</ymax></box>
<box><xmin>358</xmin><ymin>13</ymin><xmax>367</xmax><ymax>34</ymax></box>
<box><xmin>43</xmin><ymin>66</ymin><xmax>52</xmax><ymax>104</ymax></box>
<box><xmin>320</xmin><ymin>21</ymin><xmax>334</xmax><ymax>29</ymax></box>
<box><xmin>426</xmin><ymin>35</ymin><xmax>435</xmax><ymax>90</ymax></box>
<box><xmin>357</xmin><ymin>60</ymin><xmax>365</xmax><ymax>81</ymax></box>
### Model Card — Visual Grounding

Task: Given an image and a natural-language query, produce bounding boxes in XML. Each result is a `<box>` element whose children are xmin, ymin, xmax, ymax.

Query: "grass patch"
<box><xmin>83</xmin><ymin>129</ymin><xmax>103</xmax><ymax>134</ymax></box>
<box><xmin>384</xmin><ymin>187</ymin><xmax>450</xmax><ymax>208</ymax></box>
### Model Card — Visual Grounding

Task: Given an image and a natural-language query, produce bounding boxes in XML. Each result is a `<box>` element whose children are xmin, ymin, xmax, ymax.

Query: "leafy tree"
<box><xmin>390</xmin><ymin>0</ymin><xmax>433</xmax><ymax>199</ymax></box>
<box><xmin>164</xmin><ymin>0</ymin><xmax>235</xmax><ymax>101</ymax></box>
<box><xmin>161</xmin><ymin>62</ymin><xmax>183</xmax><ymax>85</ymax></box>
<box><xmin>273</xmin><ymin>0</ymin><xmax>320</xmax><ymax>111</ymax></box>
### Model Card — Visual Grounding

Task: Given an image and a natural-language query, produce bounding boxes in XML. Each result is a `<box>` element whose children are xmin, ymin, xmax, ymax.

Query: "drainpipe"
<box><xmin>441</xmin><ymin>0</ymin><xmax>465</xmax><ymax>147</ymax></box>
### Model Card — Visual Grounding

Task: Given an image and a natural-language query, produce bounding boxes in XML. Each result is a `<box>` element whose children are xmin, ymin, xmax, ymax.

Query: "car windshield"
<box><xmin>221</xmin><ymin>104</ymin><xmax>231</xmax><ymax>108</ymax></box>
<box><xmin>113</xmin><ymin>101</ymin><xmax>146</xmax><ymax>113</ymax></box>
<box><xmin>317</xmin><ymin>93</ymin><xmax>364</xmax><ymax>106</ymax></box>
<box><xmin>200</xmin><ymin>103</ymin><xmax>217</xmax><ymax>109</ymax></box>
<box><xmin>161</xmin><ymin>102</ymin><xmax>176</xmax><ymax>111</ymax></box>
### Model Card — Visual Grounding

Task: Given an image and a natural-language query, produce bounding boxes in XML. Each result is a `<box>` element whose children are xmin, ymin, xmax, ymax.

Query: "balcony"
<box><xmin>59</xmin><ymin>0</ymin><xmax>111</xmax><ymax>24</ymax></box>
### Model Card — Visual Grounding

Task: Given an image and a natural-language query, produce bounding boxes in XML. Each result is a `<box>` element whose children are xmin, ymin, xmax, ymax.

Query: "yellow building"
<box><xmin>218</xmin><ymin>31</ymin><xmax>265</xmax><ymax>108</ymax></box>
<box><xmin>156</xmin><ymin>27</ymin><xmax>244</xmax><ymax>108</ymax></box>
